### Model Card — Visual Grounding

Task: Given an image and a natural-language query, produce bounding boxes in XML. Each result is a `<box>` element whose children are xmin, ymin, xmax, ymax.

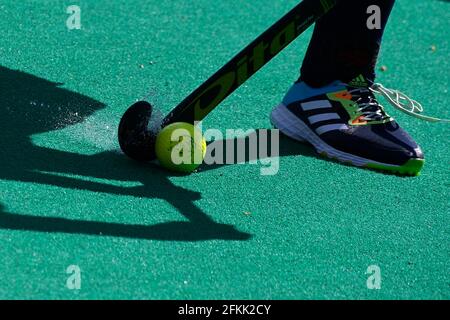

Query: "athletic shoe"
<box><xmin>270</xmin><ymin>75</ymin><xmax>425</xmax><ymax>175</ymax></box>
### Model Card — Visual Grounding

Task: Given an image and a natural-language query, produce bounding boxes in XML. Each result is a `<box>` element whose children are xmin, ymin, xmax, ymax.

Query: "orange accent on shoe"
<box><xmin>332</xmin><ymin>91</ymin><xmax>353</xmax><ymax>100</ymax></box>
<box><xmin>352</xmin><ymin>115</ymin><xmax>367</xmax><ymax>125</ymax></box>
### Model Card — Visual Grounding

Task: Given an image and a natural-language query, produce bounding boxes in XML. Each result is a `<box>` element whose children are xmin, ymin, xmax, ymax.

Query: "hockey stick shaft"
<box><xmin>162</xmin><ymin>0</ymin><xmax>337</xmax><ymax>125</ymax></box>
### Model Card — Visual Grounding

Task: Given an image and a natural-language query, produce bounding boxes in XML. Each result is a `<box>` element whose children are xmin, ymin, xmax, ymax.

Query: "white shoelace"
<box><xmin>370</xmin><ymin>83</ymin><xmax>450</xmax><ymax>123</ymax></box>
<box><xmin>348</xmin><ymin>87</ymin><xmax>387</xmax><ymax>121</ymax></box>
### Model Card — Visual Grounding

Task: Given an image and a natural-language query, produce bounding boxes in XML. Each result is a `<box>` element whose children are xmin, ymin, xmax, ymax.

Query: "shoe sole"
<box><xmin>270</xmin><ymin>104</ymin><xmax>424</xmax><ymax>176</ymax></box>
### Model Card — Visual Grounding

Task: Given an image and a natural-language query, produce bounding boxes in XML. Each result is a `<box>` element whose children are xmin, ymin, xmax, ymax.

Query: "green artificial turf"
<box><xmin>0</xmin><ymin>0</ymin><xmax>448</xmax><ymax>299</ymax></box>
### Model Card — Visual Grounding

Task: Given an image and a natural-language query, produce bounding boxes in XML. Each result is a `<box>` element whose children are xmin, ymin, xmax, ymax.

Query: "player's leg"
<box><xmin>301</xmin><ymin>0</ymin><xmax>395</xmax><ymax>86</ymax></box>
<box><xmin>271</xmin><ymin>0</ymin><xmax>425</xmax><ymax>176</ymax></box>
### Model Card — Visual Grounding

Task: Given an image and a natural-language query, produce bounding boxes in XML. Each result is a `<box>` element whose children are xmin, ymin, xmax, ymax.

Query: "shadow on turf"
<box><xmin>197</xmin><ymin>130</ymin><xmax>317</xmax><ymax>173</ymax></box>
<box><xmin>0</xmin><ymin>66</ymin><xmax>252</xmax><ymax>241</ymax></box>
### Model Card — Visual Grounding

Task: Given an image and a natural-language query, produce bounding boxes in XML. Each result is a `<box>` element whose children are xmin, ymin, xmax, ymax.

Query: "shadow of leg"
<box><xmin>0</xmin><ymin>203</ymin><xmax>251</xmax><ymax>241</ymax></box>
